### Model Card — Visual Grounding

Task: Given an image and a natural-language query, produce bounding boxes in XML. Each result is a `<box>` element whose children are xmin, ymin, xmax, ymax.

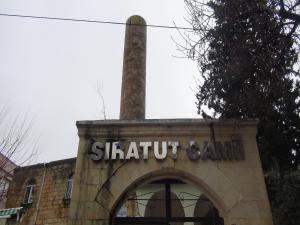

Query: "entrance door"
<box><xmin>113</xmin><ymin>179</ymin><xmax>224</xmax><ymax>225</ymax></box>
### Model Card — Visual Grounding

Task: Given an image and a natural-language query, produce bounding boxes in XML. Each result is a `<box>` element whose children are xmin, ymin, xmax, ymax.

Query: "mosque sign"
<box><xmin>89</xmin><ymin>140</ymin><xmax>245</xmax><ymax>161</ymax></box>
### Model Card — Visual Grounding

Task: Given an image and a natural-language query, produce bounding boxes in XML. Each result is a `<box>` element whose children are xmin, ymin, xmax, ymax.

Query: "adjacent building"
<box><xmin>5</xmin><ymin>158</ymin><xmax>76</xmax><ymax>225</ymax></box>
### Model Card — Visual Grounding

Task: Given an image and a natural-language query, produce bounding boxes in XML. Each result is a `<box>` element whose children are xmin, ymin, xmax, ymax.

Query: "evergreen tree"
<box><xmin>266</xmin><ymin>169</ymin><xmax>300</xmax><ymax>224</ymax></box>
<box><xmin>183</xmin><ymin>0</ymin><xmax>300</xmax><ymax>171</ymax></box>
<box><xmin>181</xmin><ymin>1</ymin><xmax>300</xmax><ymax>223</ymax></box>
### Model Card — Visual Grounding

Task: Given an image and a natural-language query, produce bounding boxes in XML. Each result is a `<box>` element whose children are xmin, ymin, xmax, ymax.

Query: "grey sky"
<box><xmin>0</xmin><ymin>0</ymin><xmax>200</xmax><ymax>163</ymax></box>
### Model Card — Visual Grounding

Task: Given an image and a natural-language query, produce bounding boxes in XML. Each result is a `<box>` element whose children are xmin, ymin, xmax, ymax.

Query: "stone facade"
<box><xmin>5</xmin><ymin>158</ymin><xmax>76</xmax><ymax>225</ymax></box>
<box><xmin>69</xmin><ymin>119</ymin><xmax>274</xmax><ymax>225</ymax></box>
<box><xmin>3</xmin><ymin>119</ymin><xmax>274</xmax><ymax>225</ymax></box>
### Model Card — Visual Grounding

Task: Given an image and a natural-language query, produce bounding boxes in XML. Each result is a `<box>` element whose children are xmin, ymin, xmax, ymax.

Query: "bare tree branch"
<box><xmin>96</xmin><ymin>83</ymin><xmax>107</xmax><ymax>120</ymax></box>
<box><xmin>0</xmin><ymin>107</ymin><xmax>38</xmax><ymax>201</ymax></box>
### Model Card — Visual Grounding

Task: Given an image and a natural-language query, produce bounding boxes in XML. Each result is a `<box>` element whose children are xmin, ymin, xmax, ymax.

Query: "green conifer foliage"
<box><xmin>182</xmin><ymin>1</ymin><xmax>300</xmax><ymax>223</ymax></box>
<box><xmin>184</xmin><ymin>0</ymin><xmax>300</xmax><ymax>171</ymax></box>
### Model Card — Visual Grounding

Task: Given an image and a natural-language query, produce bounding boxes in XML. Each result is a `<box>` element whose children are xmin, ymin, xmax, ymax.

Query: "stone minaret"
<box><xmin>120</xmin><ymin>15</ymin><xmax>147</xmax><ymax>120</ymax></box>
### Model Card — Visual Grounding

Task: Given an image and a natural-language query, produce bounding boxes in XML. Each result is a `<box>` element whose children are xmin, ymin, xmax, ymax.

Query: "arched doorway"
<box><xmin>112</xmin><ymin>179</ymin><xmax>223</xmax><ymax>225</ymax></box>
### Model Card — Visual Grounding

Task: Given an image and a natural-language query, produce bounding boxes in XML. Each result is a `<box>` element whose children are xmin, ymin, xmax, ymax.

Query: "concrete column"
<box><xmin>120</xmin><ymin>15</ymin><xmax>147</xmax><ymax>120</ymax></box>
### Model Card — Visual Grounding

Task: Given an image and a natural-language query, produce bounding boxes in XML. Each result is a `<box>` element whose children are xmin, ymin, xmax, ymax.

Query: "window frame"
<box><xmin>113</xmin><ymin>179</ymin><xmax>224</xmax><ymax>225</ymax></box>
<box><xmin>64</xmin><ymin>177</ymin><xmax>73</xmax><ymax>200</ymax></box>
<box><xmin>23</xmin><ymin>183</ymin><xmax>35</xmax><ymax>204</ymax></box>
<box><xmin>0</xmin><ymin>178</ymin><xmax>9</xmax><ymax>200</ymax></box>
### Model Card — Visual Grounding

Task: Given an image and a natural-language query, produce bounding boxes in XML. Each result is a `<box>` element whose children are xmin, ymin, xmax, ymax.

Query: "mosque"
<box><xmin>3</xmin><ymin>15</ymin><xmax>273</xmax><ymax>225</ymax></box>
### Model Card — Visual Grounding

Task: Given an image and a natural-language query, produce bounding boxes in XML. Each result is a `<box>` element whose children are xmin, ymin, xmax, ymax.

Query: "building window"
<box><xmin>64</xmin><ymin>172</ymin><xmax>74</xmax><ymax>198</ymax></box>
<box><xmin>23</xmin><ymin>179</ymin><xmax>35</xmax><ymax>204</ymax></box>
<box><xmin>64</xmin><ymin>177</ymin><xmax>73</xmax><ymax>199</ymax></box>
<box><xmin>0</xmin><ymin>178</ymin><xmax>9</xmax><ymax>200</ymax></box>
<box><xmin>114</xmin><ymin>179</ymin><xmax>224</xmax><ymax>225</ymax></box>
<box><xmin>63</xmin><ymin>173</ymin><xmax>73</xmax><ymax>206</ymax></box>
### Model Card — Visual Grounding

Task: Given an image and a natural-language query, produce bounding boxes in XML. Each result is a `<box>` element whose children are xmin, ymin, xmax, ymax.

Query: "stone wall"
<box><xmin>4</xmin><ymin>119</ymin><xmax>274</xmax><ymax>225</ymax></box>
<box><xmin>6</xmin><ymin>158</ymin><xmax>76</xmax><ymax>225</ymax></box>
<box><xmin>70</xmin><ymin>119</ymin><xmax>274</xmax><ymax>225</ymax></box>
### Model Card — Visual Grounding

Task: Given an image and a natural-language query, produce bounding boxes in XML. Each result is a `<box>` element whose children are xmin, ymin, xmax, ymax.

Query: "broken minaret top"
<box><xmin>119</xmin><ymin>15</ymin><xmax>147</xmax><ymax>120</ymax></box>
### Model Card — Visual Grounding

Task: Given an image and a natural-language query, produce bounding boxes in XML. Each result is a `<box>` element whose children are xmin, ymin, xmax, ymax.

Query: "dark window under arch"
<box><xmin>113</xmin><ymin>179</ymin><xmax>223</xmax><ymax>225</ymax></box>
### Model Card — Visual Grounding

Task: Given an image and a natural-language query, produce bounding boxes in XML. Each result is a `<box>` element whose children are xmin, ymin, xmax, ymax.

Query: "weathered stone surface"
<box><xmin>6</xmin><ymin>158</ymin><xmax>76</xmax><ymax>225</ymax></box>
<box><xmin>70</xmin><ymin>119</ymin><xmax>273</xmax><ymax>225</ymax></box>
<box><xmin>5</xmin><ymin>120</ymin><xmax>273</xmax><ymax>225</ymax></box>
<box><xmin>119</xmin><ymin>15</ymin><xmax>147</xmax><ymax>120</ymax></box>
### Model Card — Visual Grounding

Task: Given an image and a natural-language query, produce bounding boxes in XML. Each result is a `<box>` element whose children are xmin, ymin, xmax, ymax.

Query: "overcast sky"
<box><xmin>0</xmin><ymin>0</ymin><xmax>200</xmax><ymax>164</ymax></box>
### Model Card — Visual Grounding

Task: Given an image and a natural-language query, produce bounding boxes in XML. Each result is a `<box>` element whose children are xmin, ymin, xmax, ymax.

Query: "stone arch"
<box><xmin>23</xmin><ymin>177</ymin><xmax>36</xmax><ymax>186</ymax></box>
<box><xmin>107</xmin><ymin>165</ymin><xmax>244</xmax><ymax>223</ymax></box>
